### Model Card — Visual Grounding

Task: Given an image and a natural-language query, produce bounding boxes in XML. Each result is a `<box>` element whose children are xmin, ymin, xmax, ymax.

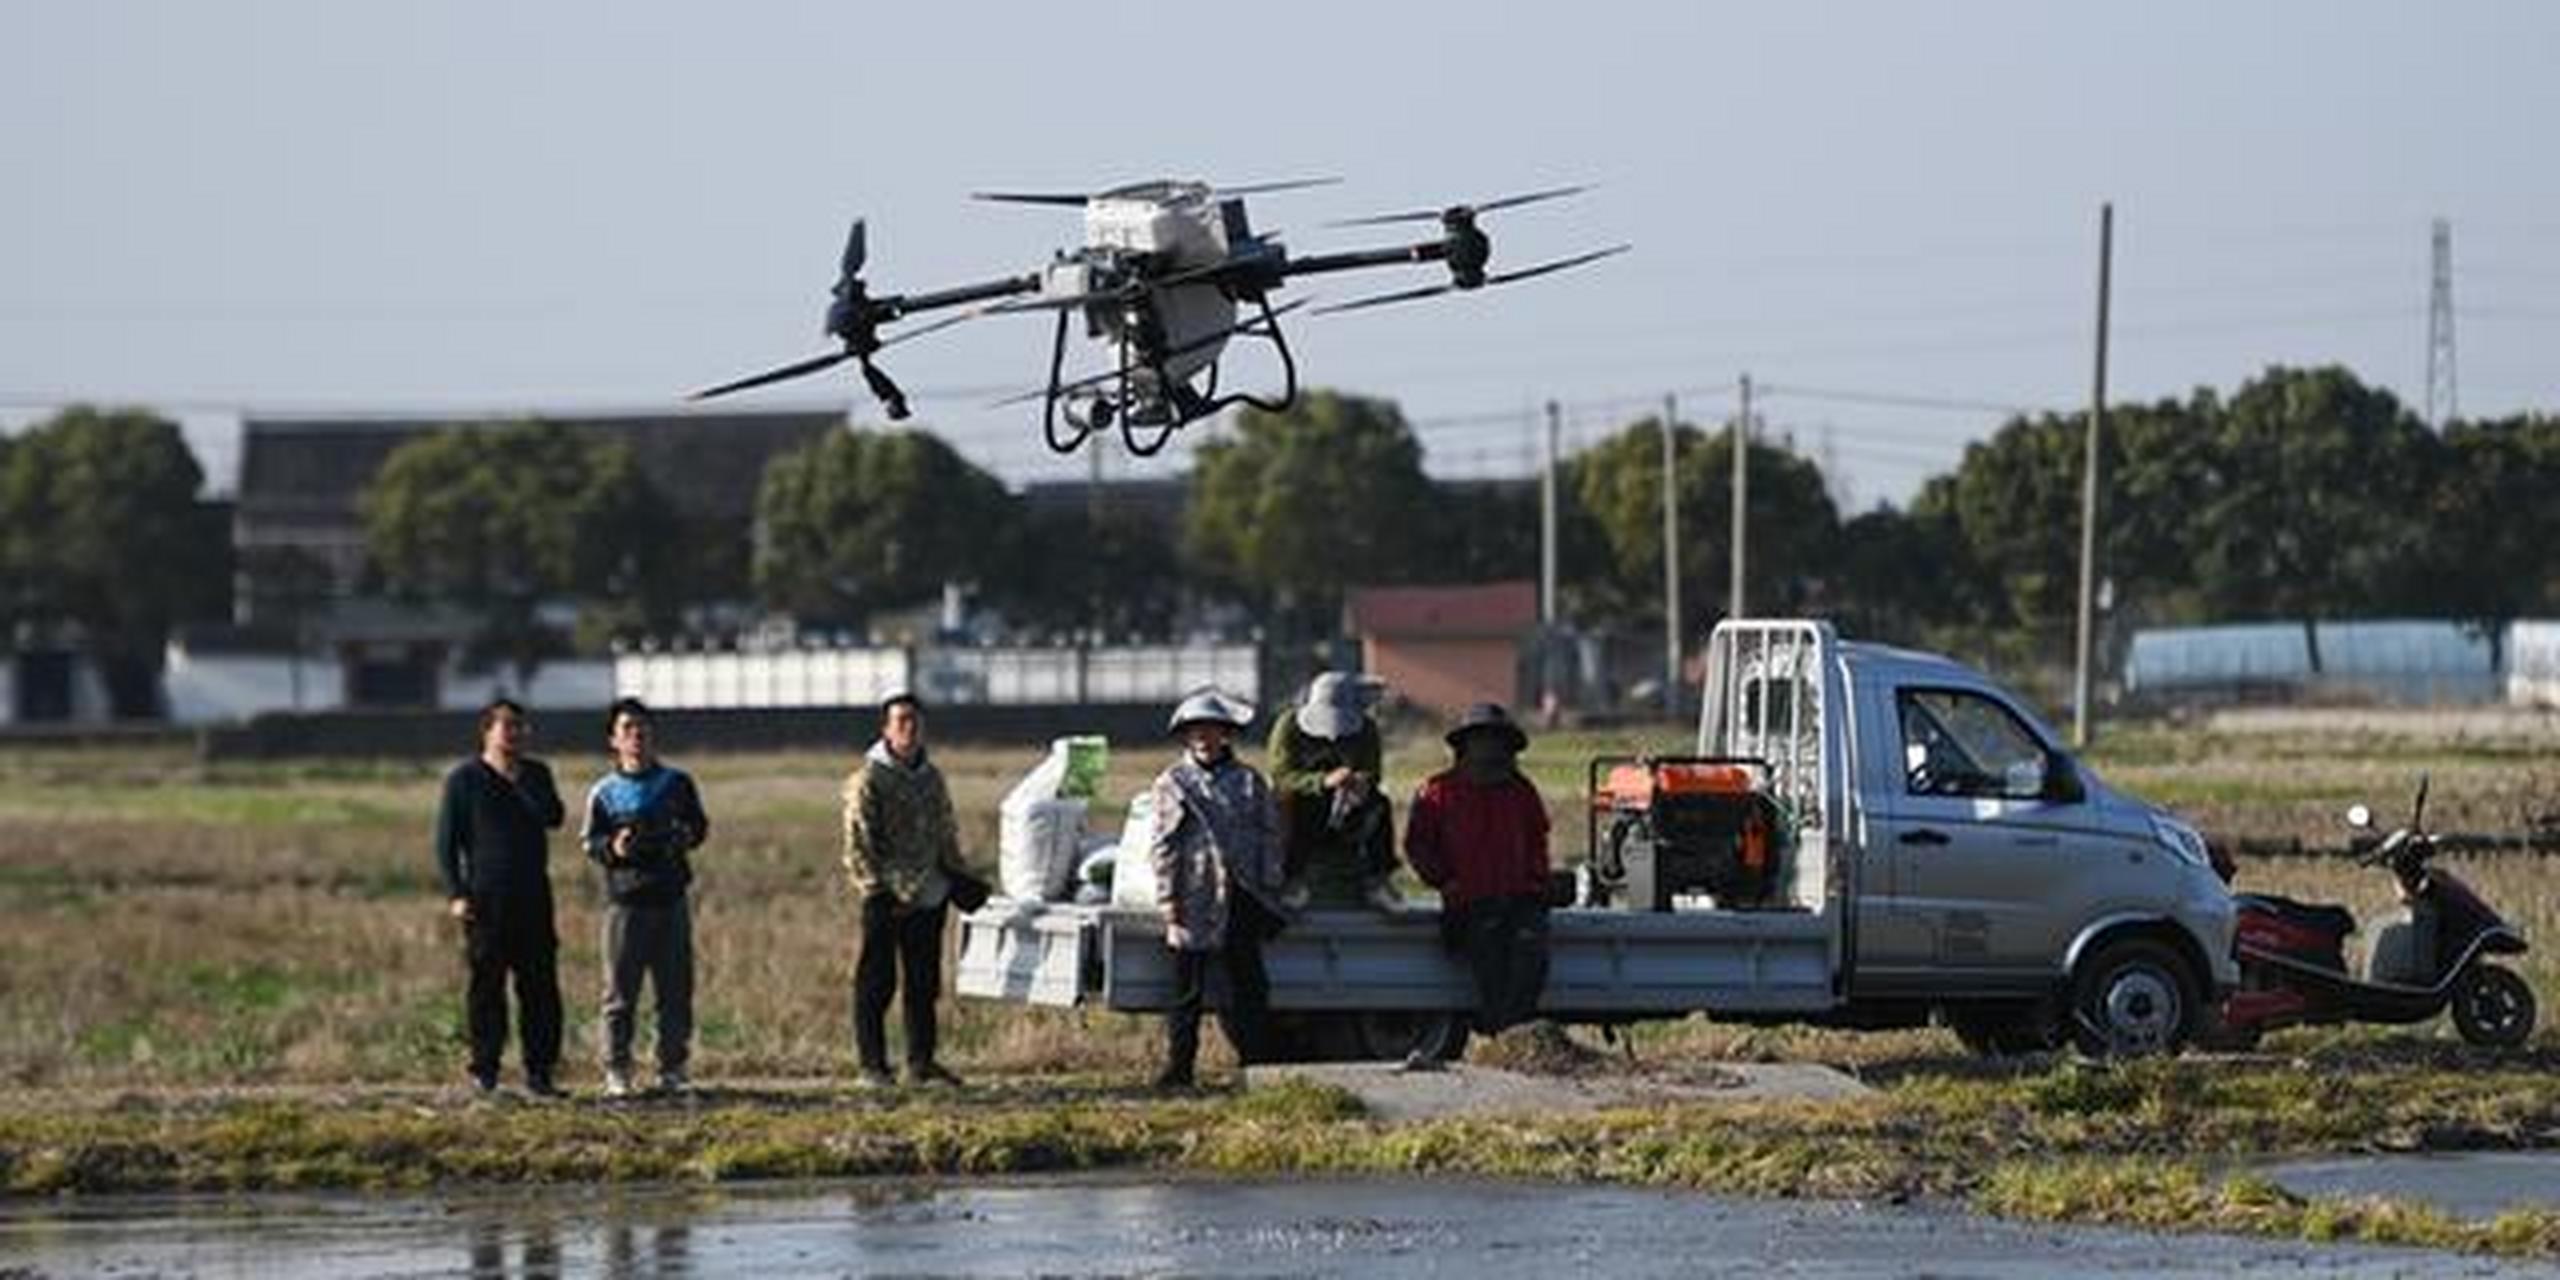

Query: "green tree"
<box><xmin>360</xmin><ymin>419</ymin><xmax>675</xmax><ymax>683</ymax></box>
<box><xmin>1565</xmin><ymin>415</ymin><xmax>1840</xmax><ymax>632</ymax></box>
<box><xmin>0</xmin><ymin>407</ymin><xmax>228</xmax><ymax>716</ymax></box>
<box><xmin>1421</xmin><ymin>477</ymin><xmax>1543</xmax><ymax>587</ymax></box>
<box><xmin>2190</xmin><ymin>366</ymin><xmax>2434</xmax><ymax>670</ymax></box>
<box><xmin>1001</xmin><ymin>502</ymin><xmax>1185</xmax><ymax>642</ymax></box>
<box><xmin>2414</xmin><ymin>413</ymin><xmax>2560</xmax><ymax>664</ymax></box>
<box><xmin>1830</xmin><ymin>502</ymin><xmax>1983</xmax><ymax>646</ymax></box>
<box><xmin>1184</xmin><ymin>390</ymin><xmax>1438</xmax><ymax>637</ymax></box>
<box><xmin>1922</xmin><ymin>394</ymin><xmax>2221</xmax><ymax>642</ymax></box>
<box><xmin>752</xmin><ymin>426</ymin><xmax>1016</xmax><ymax>629</ymax></box>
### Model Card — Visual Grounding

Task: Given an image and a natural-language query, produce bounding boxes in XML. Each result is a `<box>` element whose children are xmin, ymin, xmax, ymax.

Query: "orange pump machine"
<box><xmin>1585</xmin><ymin>756</ymin><xmax>1784</xmax><ymax>910</ymax></box>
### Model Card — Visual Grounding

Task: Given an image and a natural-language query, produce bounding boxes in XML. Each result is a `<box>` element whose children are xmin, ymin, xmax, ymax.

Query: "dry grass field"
<box><xmin>0</xmin><ymin>714</ymin><xmax>2553</xmax><ymax>1090</ymax></box>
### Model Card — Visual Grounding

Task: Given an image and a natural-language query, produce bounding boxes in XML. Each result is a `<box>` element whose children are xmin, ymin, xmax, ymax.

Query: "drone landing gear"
<box><xmin>1037</xmin><ymin>295</ymin><xmax>1299</xmax><ymax>457</ymax></box>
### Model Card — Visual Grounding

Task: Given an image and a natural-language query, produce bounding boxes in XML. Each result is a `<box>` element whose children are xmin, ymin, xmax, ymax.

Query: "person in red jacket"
<box><xmin>1406</xmin><ymin>702</ymin><xmax>1551</xmax><ymax>1035</ymax></box>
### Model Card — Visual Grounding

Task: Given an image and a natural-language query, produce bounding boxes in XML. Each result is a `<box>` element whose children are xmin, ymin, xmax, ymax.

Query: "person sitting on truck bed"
<box><xmin>1269</xmin><ymin>671</ymin><xmax>1400</xmax><ymax>909</ymax></box>
<box><xmin>1406</xmin><ymin>702</ymin><xmax>1552</xmax><ymax>1037</ymax></box>
<box><xmin>1150</xmin><ymin>689</ymin><xmax>1288</xmax><ymax>1090</ymax></box>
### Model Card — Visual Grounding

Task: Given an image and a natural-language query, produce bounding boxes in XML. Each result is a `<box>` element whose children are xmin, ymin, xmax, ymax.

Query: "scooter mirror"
<box><xmin>2346</xmin><ymin>803</ymin><xmax>2373</xmax><ymax>830</ymax></box>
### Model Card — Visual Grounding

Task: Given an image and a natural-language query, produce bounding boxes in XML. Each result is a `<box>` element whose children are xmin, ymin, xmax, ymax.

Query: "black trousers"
<box><xmin>463</xmin><ymin>894</ymin><xmax>563</xmax><ymax>1082</ymax></box>
<box><xmin>854</xmin><ymin>893</ymin><xmax>946</xmax><ymax>1071</ymax></box>
<box><xmin>1165</xmin><ymin>896</ymin><xmax>1277</xmax><ymax>1077</ymax></box>
<box><xmin>1447</xmin><ymin>894</ymin><xmax>1550</xmax><ymax>1035</ymax></box>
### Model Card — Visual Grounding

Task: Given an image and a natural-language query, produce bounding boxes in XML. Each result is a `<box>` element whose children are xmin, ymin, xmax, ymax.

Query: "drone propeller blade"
<box><xmin>1314</xmin><ymin>244</ymin><xmax>1628</xmax><ymax>316</ymax></box>
<box><xmin>1217</xmin><ymin>177</ymin><xmax>1344</xmax><ymax>197</ymax></box>
<box><xmin>688</xmin><ymin>349</ymin><xmax>854</xmax><ymax>401</ymax></box>
<box><xmin>874</xmin><ymin>308</ymin><xmax>988</xmax><ymax>350</ymax></box>
<box><xmin>1328</xmin><ymin>183</ymin><xmax>1595</xmax><ymax>228</ymax></box>
<box><xmin>861</xmin><ymin>359</ymin><xmax>911</xmax><ymax>421</ymax></box>
<box><xmin>971</xmin><ymin>190</ymin><xmax>1093</xmax><ymax>206</ymax></box>
<box><xmin>838</xmin><ymin>218</ymin><xmax>867</xmax><ymax>280</ymax></box>
<box><xmin>1313</xmin><ymin>283</ymin><xmax>1456</xmax><ymax>315</ymax></box>
<box><xmin>990</xmin><ymin>299</ymin><xmax>1311</xmax><ymax>407</ymax></box>
<box><xmin>1472</xmin><ymin>184</ymin><xmax>1592</xmax><ymax>215</ymax></box>
<box><xmin>1485</xmin><ymin>242</ymin><xmax>1632</xmax><ymax>286</ymax></box>
<box><xmin>1327</xmin><ymin>207</ymin><xmax>1444</xmax><ymax>229</ymax></box>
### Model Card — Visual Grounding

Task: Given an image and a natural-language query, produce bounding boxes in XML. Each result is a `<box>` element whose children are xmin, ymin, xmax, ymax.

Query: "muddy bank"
<box><xmin>1246</xmin><ymin>1059</ymin><xmax>1873</xmax><ymax>1123</ymax></box>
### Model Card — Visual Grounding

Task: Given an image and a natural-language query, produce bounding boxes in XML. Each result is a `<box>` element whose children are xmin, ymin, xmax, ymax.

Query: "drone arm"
<box><xmin>881</xmin><ymin>272</ymin><xmax>1043</xmax><ymax>319</ymax></box>
<box><xmin>1277</xmin><ymin>242</ymin><xmax>1449</xmax><ymax>280</ymax></box>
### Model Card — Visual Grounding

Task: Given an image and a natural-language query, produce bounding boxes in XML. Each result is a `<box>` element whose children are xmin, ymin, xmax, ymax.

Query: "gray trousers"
<box><xmin>601</xmin><ymin>899</ymin><xmax>694</xmax><ymax>1073</ymax></box>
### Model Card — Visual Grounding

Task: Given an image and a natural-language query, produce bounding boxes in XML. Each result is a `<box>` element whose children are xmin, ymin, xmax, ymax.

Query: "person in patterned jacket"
<box><xmin>841</xmin><ymin>692</ymin><xmax>972</xmax><ymax>1088</ymax></box>
<box><xmin>1149</xmin><ymin>688</ymin><xmax>1287</xmax><ymax>1090</ymax></box>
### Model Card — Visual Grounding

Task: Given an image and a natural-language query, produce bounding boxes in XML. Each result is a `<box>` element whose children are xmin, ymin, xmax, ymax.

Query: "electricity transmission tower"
<box><xmin>2427</xmin><ymin>217</ymin><xmax>2457</xmax><ymax>429</ymax></box>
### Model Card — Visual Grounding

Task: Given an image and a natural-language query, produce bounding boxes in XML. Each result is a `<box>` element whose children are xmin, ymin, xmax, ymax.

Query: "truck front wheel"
<box><xmin>2069</xmin><ymin>938</ymin><xmax>2199</xmax><ymax>1058</ymax></box>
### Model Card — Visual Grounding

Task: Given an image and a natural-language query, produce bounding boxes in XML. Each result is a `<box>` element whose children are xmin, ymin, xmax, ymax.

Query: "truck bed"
<box><xmin>956</xmin><ymin>898</ymin><xmax>1839</xmax><ymax>1018</ymax></box>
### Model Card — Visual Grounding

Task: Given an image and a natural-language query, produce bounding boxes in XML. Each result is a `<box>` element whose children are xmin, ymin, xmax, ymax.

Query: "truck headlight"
<box><xmin>2149</xmin><ymin>813</ymin><xmax>2211</xmax><ymax>869</ymax></box>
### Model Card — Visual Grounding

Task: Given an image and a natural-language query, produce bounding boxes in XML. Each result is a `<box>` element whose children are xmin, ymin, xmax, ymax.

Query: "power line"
<box><xmin>1758</xmin><ymin>383</ymin><xmax>2052</xmax><ymax>417</ymax></box>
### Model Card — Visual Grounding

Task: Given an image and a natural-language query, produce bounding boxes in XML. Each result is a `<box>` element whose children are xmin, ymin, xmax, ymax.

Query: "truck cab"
<box><xmin>957</xmin><ymin>619</ymin><xmax>2236</xmax><ymax>1058</ymax></box>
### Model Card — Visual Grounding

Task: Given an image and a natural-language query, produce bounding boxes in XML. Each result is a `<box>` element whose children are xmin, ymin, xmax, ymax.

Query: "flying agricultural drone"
<box><xmin>691</xmin><ymin>179</ymin><xmax>1627</xmax><ymax>455</ymax></box>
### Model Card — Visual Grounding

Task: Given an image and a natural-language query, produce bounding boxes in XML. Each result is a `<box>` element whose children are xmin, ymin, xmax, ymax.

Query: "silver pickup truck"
<box><xmin>957</xmin><ymin>620</ymin><xmax>2237</xmax><ymax>1058</ymax></box>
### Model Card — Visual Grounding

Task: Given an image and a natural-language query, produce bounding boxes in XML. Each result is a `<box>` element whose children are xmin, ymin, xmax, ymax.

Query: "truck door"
<box><xmin>1873</xmin><ymin>686</ymin><xmax>2094</xmax><ymax>989</ymax></box>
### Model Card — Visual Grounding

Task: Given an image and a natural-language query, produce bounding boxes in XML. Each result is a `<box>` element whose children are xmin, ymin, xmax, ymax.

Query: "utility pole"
<box><xmin>1730</xmin><ymin>374</ymin><xmax>1750</xmax><ymax>621</ymax></box>
<box><xmin>2073</xmin><ymin>203</ymin><xmax>2114</xmax><ymax>750</ymax></box>
<box><xmin>1661</xmin><ymin>392</ymin><xmax>1681</xmax><ymax>714</ymax></box>
<box><xmin>1540</xmin><ymin>400</ymin><xmax>1561</xmax><ymax>710</ymax></box>
<box><xmin>1541</xmin><ymin>400</ymin><xmax>1560</xmax><ymax>628</ymax></box>
<box><xmin>2427</xmin><ymin>217</ymin><xmax>2458</xmax><ymax>430</ymax></box>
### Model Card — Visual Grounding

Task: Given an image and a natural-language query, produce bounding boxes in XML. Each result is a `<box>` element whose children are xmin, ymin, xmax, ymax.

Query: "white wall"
<box><xmin>618</xmin><ymin>648</ymin><xmax>911</xmax><ymax>709</ymax></box>
<box><xmin>163</xmin><ymin>646</ymin><xmax>616</xmax><ymax>724</ymax></box>
<box><xmin>164</xmin><ymin>649</ymin><xmax>347</xmax><ymax>724</ymax></box>
<box><xmin>2507</xmin><ymin>620</ymin><xmax>2560</xmax><ymax>707</ymax></box>
<box><xmin>611</xmin><ymin>645</ymin><xmax>1257</xmax><ymax>709</ymax></box>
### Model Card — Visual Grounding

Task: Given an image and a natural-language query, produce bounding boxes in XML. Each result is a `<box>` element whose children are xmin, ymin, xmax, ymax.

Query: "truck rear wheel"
<box><xmin>2069</xmin><ymin>938</ymin><xmax>2199</xmax><ymax>1058</ymax></box>
<box><xmin>1292</xmin><ymin>1011</ymin><xmax>1471</xmax><ymax>1063</ymax></box>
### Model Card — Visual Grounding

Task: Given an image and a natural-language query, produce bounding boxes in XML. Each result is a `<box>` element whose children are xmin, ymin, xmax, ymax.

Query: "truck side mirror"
<box><xmin>2040</xmin><ymin>750</ymin><xmax>2085</xmax><ymax>804</ymax></box>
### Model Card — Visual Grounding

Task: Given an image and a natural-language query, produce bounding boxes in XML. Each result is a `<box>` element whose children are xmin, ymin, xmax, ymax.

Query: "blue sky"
<box><xmin>4</xmin><ymin>1</ymin><xmax>2555</xmax><ymax>506</ymax></box>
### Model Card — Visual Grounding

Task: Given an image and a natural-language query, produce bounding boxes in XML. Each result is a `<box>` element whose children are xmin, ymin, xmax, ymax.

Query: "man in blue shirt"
<box><xmin>580</xmin><ymin>697</ymin><xmax>710</xmax><ymax>1098</ymax></box>
<box><xmin>434</xmin><ymin>698</ymin><xmax>567</xmax><ymax>1096</ymax></box>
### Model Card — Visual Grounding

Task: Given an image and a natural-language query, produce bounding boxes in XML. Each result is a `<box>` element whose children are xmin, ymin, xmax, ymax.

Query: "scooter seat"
<box><xmin>2238</xmin><ymin>893</ymin><xmax>2356</xmax><ymax>937</ymax></box>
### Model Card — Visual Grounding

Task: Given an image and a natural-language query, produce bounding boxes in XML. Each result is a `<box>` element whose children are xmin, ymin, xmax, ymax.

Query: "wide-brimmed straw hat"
<box><xmin>1167</xmin><ymin>688</ymin><xmax>1256</xmax><ymax>734</ymax></box>
<box><xmin>1444</xmin><ymin>702</ymin><xmax>1529</xmax><ymax>753</ymax></box>
<box><xmin>1294</xmin><ymin>670</ymin><xmax>1382</xmax><ymax>739</ymax></box>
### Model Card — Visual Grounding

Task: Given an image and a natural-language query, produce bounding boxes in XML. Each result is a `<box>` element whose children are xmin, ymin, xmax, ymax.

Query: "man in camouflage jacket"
<box><xmin>841</xmin><ymin>692</ymin><xmax>970</xmax><ymax>1087</ymax></box>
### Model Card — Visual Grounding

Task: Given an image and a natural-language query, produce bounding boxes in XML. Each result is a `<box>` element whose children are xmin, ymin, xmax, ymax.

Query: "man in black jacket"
<box><xmin>434</xmin><ymin>698</ymin><xmax>568</xmax><ymax>1095</ymax></box>
<box><xmin>580</xmin><ymin>697</ymin><xmax>710</xmax><ymax>1098</ymax></box>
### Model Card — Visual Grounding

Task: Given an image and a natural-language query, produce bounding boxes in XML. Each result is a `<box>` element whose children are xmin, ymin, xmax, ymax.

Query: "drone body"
<box><xmin>693</xmin><ymin>178</ymin><xmax>1624</xmax><ymax>456</ymax></box>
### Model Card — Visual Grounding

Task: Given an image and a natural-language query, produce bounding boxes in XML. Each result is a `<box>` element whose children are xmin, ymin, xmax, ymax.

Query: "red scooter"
<box><xmin>2208</xmin><ymin>778</ymin><xmax>2536</xmax><ymax>1050</ymax></box>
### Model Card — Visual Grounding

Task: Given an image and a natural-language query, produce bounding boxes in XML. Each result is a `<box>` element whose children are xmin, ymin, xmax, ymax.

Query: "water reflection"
<box><xmin>467</xmin><ymin>1214</ymin><xmax>564</xmax><ymax>1279</ymax></box>
<box><xmin>602</xmin><ymin>1220</ymin><xmax>693</xmax><ymax>1277</ymax></box>
<box><xmin>4</xmin><ymin>1178</ymin><xmax>2555</xmax><ymax>1279</ymax></box>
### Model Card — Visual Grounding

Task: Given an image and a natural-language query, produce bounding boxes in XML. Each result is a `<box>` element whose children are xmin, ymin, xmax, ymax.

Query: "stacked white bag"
<box><xmin>1107</xmin><ymin>788</ymin><xmax>1159</xmax><ymax>909</ymax></box>
<box><xmin>997</xmin><ymin>736</ymin><xmax>1107</xmax><ymax>901</ymax></box>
